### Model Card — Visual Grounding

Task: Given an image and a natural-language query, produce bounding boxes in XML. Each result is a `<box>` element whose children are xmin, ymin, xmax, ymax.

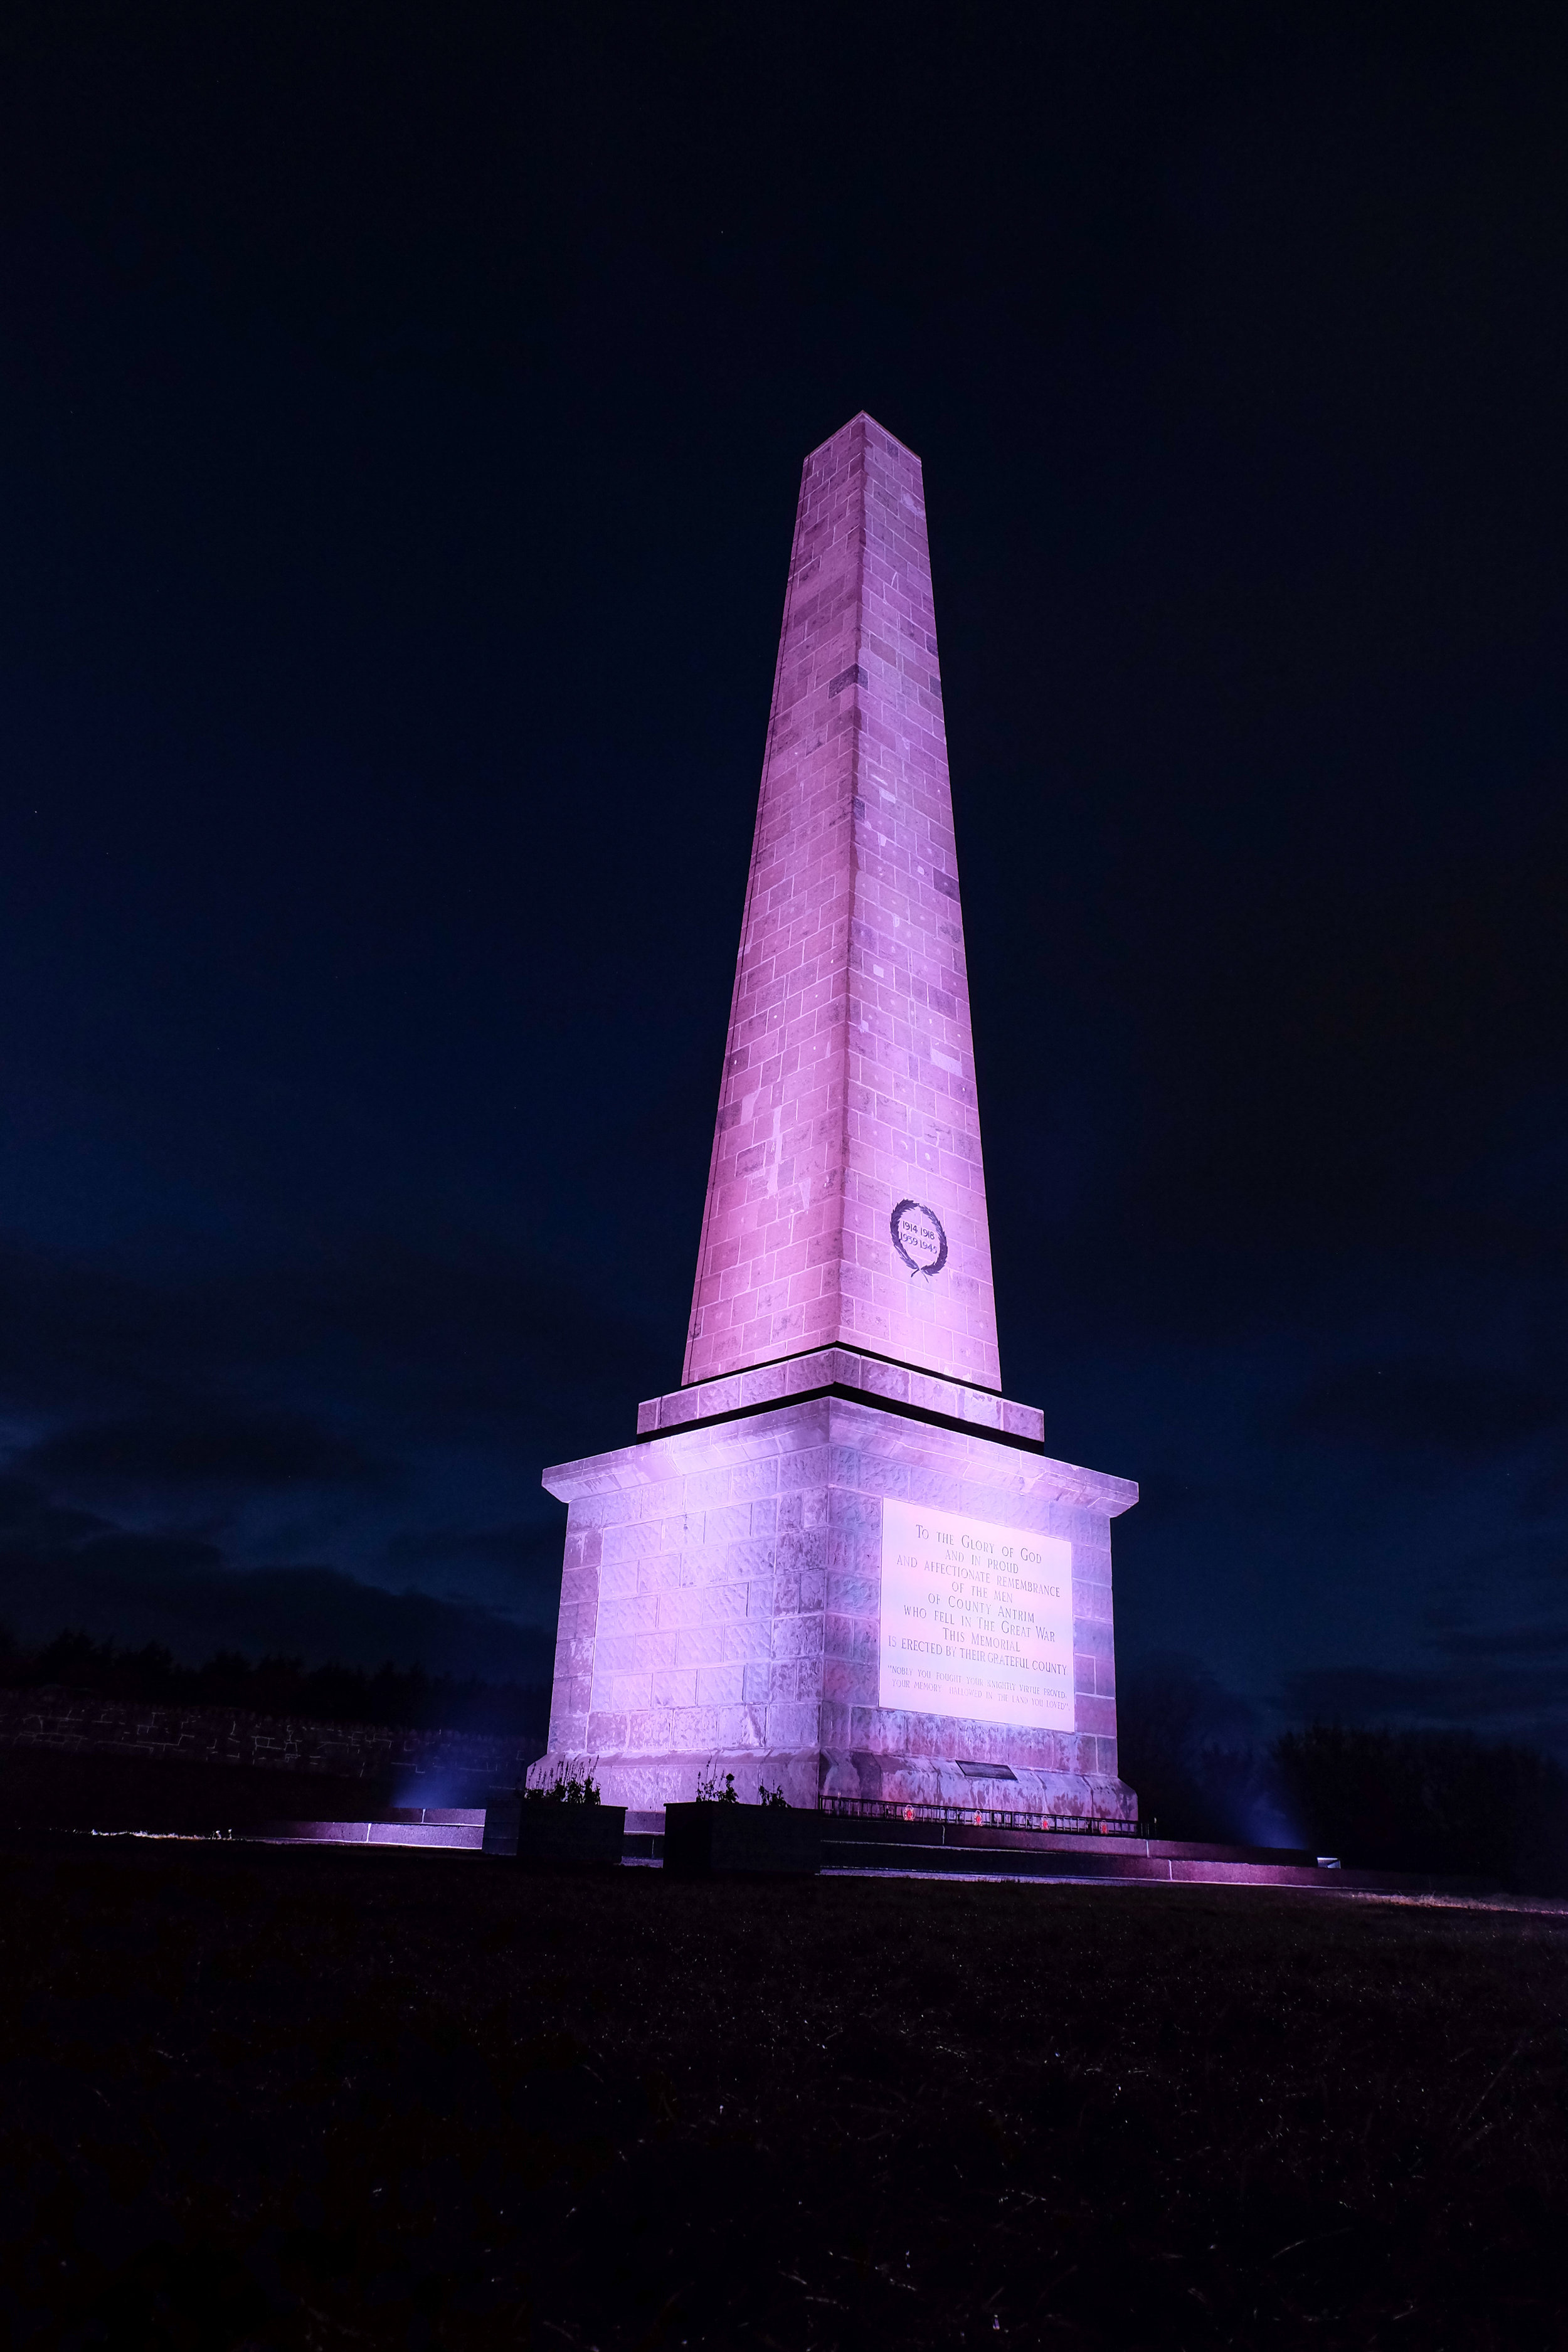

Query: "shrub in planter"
<box><xmin>663</xmin><ymin>1776</ymin><xmax>820</xmax><ymax>1877</ymax></box>
<box><xmin>482</xmin><ymin>1766</ymin><xmax>626</xmax><ymax>1867</ymax></box>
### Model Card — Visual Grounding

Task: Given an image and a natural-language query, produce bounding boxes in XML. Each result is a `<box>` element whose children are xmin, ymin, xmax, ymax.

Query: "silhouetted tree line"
<box><xmin>1118</xmin><ymin>1656</ymin><xmax>1568</xmax><ymax>1893</ymax></box>
<box><xmin>1274</xmin><ymin>1723</ymin><xmax>1568</xmax><ymax>1889</ymax></box>
<box><xmin>0</xmin><ymin>1626</ymin><xmax>550</xmax><ymax>1740</ymax></box>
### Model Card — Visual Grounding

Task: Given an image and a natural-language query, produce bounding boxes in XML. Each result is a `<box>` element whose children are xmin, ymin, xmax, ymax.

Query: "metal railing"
<box><xmin>818</xmin><ymin>1794</ymin><xmax>1152</xmax><ymax>1838</ymax></box>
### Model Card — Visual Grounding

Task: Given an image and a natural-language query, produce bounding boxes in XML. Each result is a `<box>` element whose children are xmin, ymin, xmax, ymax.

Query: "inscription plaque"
<box><xmin>879</xmin><ymin>1497</ymin><xmax>1074</xmax><ymax>1732</ymax></box>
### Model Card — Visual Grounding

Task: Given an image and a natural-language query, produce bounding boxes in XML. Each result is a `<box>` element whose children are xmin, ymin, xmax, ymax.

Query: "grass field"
<box><xmin>4</xmin><ymin>1842</ymin><xmax>1567</xmax><ymax>2348</ymax></box>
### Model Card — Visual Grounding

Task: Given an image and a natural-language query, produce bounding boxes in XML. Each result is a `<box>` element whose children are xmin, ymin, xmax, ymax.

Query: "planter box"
<box><xmin>663</xmin><ymin>1803</ymin><xmax>821</xmax><ymax>1877</ymax></box>
<box><xmin>482</xmin><ymin>1795</ymin><xmax>627</xmax><ymax>1867</ymax></box>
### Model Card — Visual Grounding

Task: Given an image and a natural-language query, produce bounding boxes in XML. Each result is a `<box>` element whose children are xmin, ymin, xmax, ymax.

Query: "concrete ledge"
<box><xmin>546</xmin><ymin>1391</ymin><xmax>1138</xmax><ymax>1515</ymax></box>
<box><xmin>253</xmin><ymin>1813</ymin><xmax>485</xmax><ymax>1848</ymax></box>
<box><xmin>646</xmin><ymin>1348</ymin><xmax>1039</xmax><ymax>1443</ymax></box>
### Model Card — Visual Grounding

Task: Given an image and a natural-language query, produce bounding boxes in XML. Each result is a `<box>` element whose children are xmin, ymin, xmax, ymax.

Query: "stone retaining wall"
<box><xmin>0</xmin><ymin>1687</ymin><xmax>533</xmax><ymax>1784</ymax></box>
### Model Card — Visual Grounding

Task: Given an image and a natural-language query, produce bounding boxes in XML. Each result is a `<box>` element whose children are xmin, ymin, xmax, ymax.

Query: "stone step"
<box><xmin>253</xmin><ymin>1808</ymin><xmax>485</xmax><ymax>1848</ymax></box>
<box><xmin>246</xmin><ymin>1806</ymin><xmax>1491</xmax><ymax>1897</ymax></box>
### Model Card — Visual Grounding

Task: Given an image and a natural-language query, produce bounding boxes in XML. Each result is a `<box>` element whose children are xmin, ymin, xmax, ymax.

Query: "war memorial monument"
<box><xmin>534</xmin><ymin>413</ymin><xmax>1138</xmax><ymax>1829</ymax></box>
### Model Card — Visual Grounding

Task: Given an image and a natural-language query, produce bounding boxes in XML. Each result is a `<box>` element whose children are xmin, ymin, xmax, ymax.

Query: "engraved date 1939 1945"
<box><xmin>890</xmin><ymin>1198</ymin><xmax>947</xmax><ymax>1278</ymax></box>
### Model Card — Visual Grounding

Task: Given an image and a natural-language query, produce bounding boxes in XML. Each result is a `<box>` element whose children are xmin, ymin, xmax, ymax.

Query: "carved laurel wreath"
<box><xmin>889</xmin><ymin>1197</ymin><xmax>948</xmax><ymax>1278</ymax></box>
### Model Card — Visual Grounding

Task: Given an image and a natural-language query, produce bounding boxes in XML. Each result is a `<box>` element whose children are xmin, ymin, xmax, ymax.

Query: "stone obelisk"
<box><xmin>682</xmin><ymin>411</ymin><xmax>999</xmax><ymax>1394</ymax></box>
<box><xmin>535</xmin><ymin>414</ymin><xmax>1137</xmax><ymax>1825</ymax></box>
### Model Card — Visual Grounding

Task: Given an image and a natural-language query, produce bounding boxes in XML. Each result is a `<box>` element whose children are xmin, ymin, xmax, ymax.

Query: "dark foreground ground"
<box><xmin>4</xmin><ymin>1843</ymin><xmax>1568</xmax><ymax>2349</ymax></box>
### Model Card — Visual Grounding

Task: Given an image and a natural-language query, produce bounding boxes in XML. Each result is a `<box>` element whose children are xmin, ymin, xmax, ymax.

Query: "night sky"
<box><xmin>3</xmin><ymin>9</ymin><xmax>1566</xmax><ymax>1749</ymax></box>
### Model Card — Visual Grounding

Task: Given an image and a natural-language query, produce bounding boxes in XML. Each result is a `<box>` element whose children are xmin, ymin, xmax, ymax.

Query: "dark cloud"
<box><xmin>0</xmin><ymin>1475</ymin><xmax>106</xmax><ymax>1549</ymax></box>
<box><xmin>1288</xmin><ymin>1361</ymin><xmax>1562</xmax><ymax>1454</ymax></box>
<box><xmin>1280</xmin><ymin>1659</ymin><xmax>1568</xmax><ymax>1757</ymax></box>
<box><xmin>0</xmin><ymin>1237</ymin><xmax>664</xmax><ymax>1453</ymax></box>
<box><xmin>385</xmin><ymin>1524</ymin><xmax>561</xmax><ymax>1574</ymax></box>
<box><xmin>21</xmin><ymin>1409</ymin><xmax>381</xmax><ymax>1495</ymax></box>
<box><xmin>0</xmin><ymin>1237</ymin><xmax>644</xmax><ymax>1663</ymax></box>
<box><xmin>1436</xmin><ymin>1622</ymin><xmax>1568</xmax><ymax>1663</ymax></box>
<box><xmin>0</xmin><ymin>1475</ymin><xmax>549</xmax><ymax>1680</ymax></box>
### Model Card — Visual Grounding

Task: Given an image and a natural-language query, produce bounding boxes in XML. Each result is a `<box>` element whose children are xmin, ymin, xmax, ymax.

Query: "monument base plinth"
<box><xmin>534</xmin><ymin>1360</ymin><xmax>1138</xmax><ymax>1828</ymax></box>
<box><xmin>555</xmin><ymin>1751</ymin><xmax>1134</xmax><ymax>1826</ymax></box>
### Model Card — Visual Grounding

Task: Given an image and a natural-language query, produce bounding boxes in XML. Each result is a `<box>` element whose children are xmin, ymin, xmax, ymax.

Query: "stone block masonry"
<box><xmin>542</xmin><ymin>1387</ymin><xmax>1136</xmax><ymax>1822</ymax></box>
<box><xmin>684</xmin><ymin>413</ymin><xmax>1000</xmax><ymax>1393</ymax></box>
<box><xmin>533</xmin><ymin>411</ymin><xmax>1138</xmax><ymax>1823</ymax></box>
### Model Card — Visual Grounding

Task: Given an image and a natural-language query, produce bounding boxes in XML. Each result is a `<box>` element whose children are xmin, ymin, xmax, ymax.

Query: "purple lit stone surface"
<box><xmin>684</xmin><ymin>412</ymin><xmax>999</xmax><ymax>1392</ymax></box>
<box><xmin>539</xmin><ymin>1394</ymin><xmax>1136</xmax><ymax>1821</ymax></box>
<box><xmin>533</xmin><ymin>413</ymin><xmax>1138</xmax><ymax>1823</ymax></box>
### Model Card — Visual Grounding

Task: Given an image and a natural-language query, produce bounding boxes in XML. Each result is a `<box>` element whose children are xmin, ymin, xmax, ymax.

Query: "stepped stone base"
<box><xmin>565</xmin><ymin>1749</ymin><xmax>1131</xmax><ymax>1820</ymax></box>
<box><xmin>534</xmin><ymin>1368</ymin><xmax>1138</xmax><ymax>1823</ymax></box>
<box><xmin>814</xmin><ymin>1816</ymin><xmax>1493</xmax><ymax>1895</ymax></box>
